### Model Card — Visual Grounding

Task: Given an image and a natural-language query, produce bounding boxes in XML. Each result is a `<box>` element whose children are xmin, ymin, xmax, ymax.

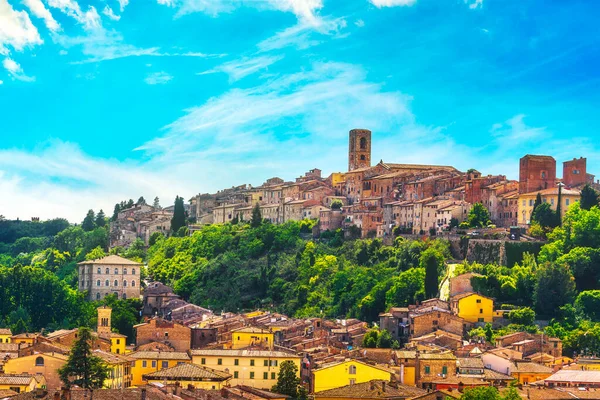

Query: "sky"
<box><xmin>1</xmin><ymin>0</ymin><xmax>599</xmax><ymax>222</ymax></box>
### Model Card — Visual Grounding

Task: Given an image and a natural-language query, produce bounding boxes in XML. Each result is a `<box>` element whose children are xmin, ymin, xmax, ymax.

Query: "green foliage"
<box><xmin>330</xmin><ymin>200</ymin><xmax>343</xmax><ymax>210</ymax></box>
<box><xmin>532</xmin><ymin>203</ymin><xmax>558</xmax><ymax>229</ymax></box>
<box><xmin>153</xmin><ymin>197</ymin><xmax>161</xmax><ymax>209</ymax></box>
<box><xmin>95</xmin><ymin>210</ymin><xmax>106</xmax><ymax>227</ymax></box>
<box><xmin>171</xmin><ymin>196</ymin><xmax>187</xmax><ymax>233</ymax></box>
<box><xmin>376</xmin><ymin>329</ymin><xmax>393</xmax><ymax>348</ymax></box>
<box><xmin>467</xmin><ymin>203</ymin><xmax>491</xmax><ymax>228</ymax></box>
<box><xmin>272</xmin><ymin>361</ymin><xmax>301</xmax><ymax>399</ymax></box>
<box><xmin>575</xmin><ymin>291</ymin><xmax>600</xmax><ymax>321</ymax></box>
<box><xmin>580</xmin><ymin>184</ymin><xmax>599</xmax><ymax>211</ymax></box>
<box><xmin>533</xmin><ymin>193</ymin><xmax>542</xmax><ymax>215</ymax></box>
<box><xmin>0</xmin><ymin>218</ymin><xmax>69</xmax><ymax>244</ymax></box>
<box><xmin>534</xmin><ymin>262</ymin><xmax>576</xmax><ymax>318</ymax></box>
<box><xmin>251</xmin><ymin>203</ymin><xmax>263</xmax><ymax>228</ymax></box>
<box><xmin>421</xmin><ymin>247</ymin><xmax>444</xmax><ymax>298</ymax></box>
<box><xmin>460</xmin><ymin>386</ymin><xmax>500</xmax><ymax>400</ymax></box>
<box><xmin>508</xmin><ymin>307</ymin><xmax>536</xmax><ymax>326</ymax></box>
<box><xmin>82</xmin><ymin>210</ymin><xmax>96</xmax><ymax>232</ymax></box>
<box><xmin>85</xmin><ymin>246</ymin><xmax>106</xmax><ymax>261</ymax></box>
<box><xmin>505</xmin><ymin>242</ymin><xmax>543</xmax><ymax>268</ymax></box>
<box><xmin>59</xmin><ymin>327</ymin><xmax>110</xmax><ymax>389</ymax></box>
<box><xmin>362</xmin><ymin>329</ymin><xmax>378</xmax><ymax>348</ymax></box>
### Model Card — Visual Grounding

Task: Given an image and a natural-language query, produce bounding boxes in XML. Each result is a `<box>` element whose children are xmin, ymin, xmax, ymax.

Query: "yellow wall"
<box><xmin>0</xmin><ymin>377</ymin><xmax>42</xmax><ymax>393</ymax></box>
<box><xmin>313</xmin><ymin>361</ymin><xmax>392</xmax><ymax>393</ymax></box>
<box><xmin>456</xmin><ymin>294</ymin><xmax>494</xmax><ymax>323</ymax></box>
<box><xmin>518</xmin><ymin>192</ymin><xmax>580</xmax><ymax>225</ymax></box>
<box><xmin>511</xmin><ymin>372</ymin><xmax>552</xmax><ymax>385</ymax></box>
<box><xmin>146</xmin><ymin>378</ymin><xmax>228</xmax><ymax>390</ymax></box>
<box><xmin>3</xmin><ymin>354</ymin><xmax>66</xmax><ymax>390</ymax></box>
<box><xmin>110</xmin><ymin>337</ymin><xmax>127</xmax><ymax>354</ymax></box>
<box><xmin>331</xmin><ymin>173</ymin><xmax>346</xmax><ymax>186</ymax></box>
<box><xmin>11</xmin><ymin>337</ymin><xmax>35</xmax><ymax>345</ymax></box>
<box><xmin>0</xmin><ymin>334</ymin><xmax>11</xmax><ymax>343</ymax></box>
<box><xmin>191</xmin><ymin>354</ymin><xmax>300</xmax><ymax>389</ymax></box>
<box><xmin>103</xmin><ymin>362</ymin><xmax>132</xmax><ymax>389</ymax></box>
<box><xmin>232</xmin><ymin>331</ymin><xmax>274</xmax><ymax>350</ymax></box>
<box><xmin>131</xmin><ymin>358</ymin><xmax>189</xmax><ymax>387</ymax></box>
<box><xmin>401</xmin><ymin>366</ymin><xmax>416</xmax><ymax>386</ymax></box>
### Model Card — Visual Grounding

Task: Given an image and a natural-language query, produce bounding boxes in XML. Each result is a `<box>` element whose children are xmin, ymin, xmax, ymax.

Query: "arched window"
<box><xmin>96</xmin><ymin>293</ymin><xmax>101</xmax><ymax>300</ymax></box>
<box><xmin>122</xmin><ymin>293</ymin><xmax>127</xmax><ymax>300</ymax></box>
<box><xmin>349</xmin><ymin>365</ymin><xmax>357</xmax><ymax>374</ymax></box>
<box><xmin>96</xmin><ymin>280</ymin><xmax>101</xmax><ymax>287</ymax></box>
<box><xmin>114</xmin><ymin>280</ymin><xmax>119</xmax><ymax>287</ymax></box>
<box><xmin>105</xmin><ymin>268</ymin><xmax>110</xmax><ymax>274</ymax></box>
<box><xmin>123</xmin><ymin>281</ymin><xmax>127</xmax><ymax>287</ymax></box>
<box><xmin>131</xmin><ymin>280</ymin><xmax>136</xmax><ymax>287</ymax></box>
<box><xmin>123</xmin><ymin>268</ymin><xmax>127</xmax><ymax>275</ymax></box>
<box><xmin>360</xmin><ymin>137</ymin><xmax>367</xmax><ymax>150</ymax></box>
<box><xmin>105</xmin><ymin>280</ymin><xmax>109</xmax><ymax>286</ymax></box>
<box><xmin>360</xmin><ymin>155</ymin><xmax>366</xmax><ymax>161</ymax></box>
<box><xmin>114</xmin><ymin>268</ymin><xmax>119</xmax><ymax>274</ymax></box>
<box><xmin>35</xmin><ymin>357</ymin><xmax>44</xmax><ymax>366</ymax></box>
<box><xmin>97</xmin><ymin>267</ymin><xmax>101</xmax><ymax>274</ymax></box>
<box><xmin>132</xmin><ymin>268</ymin><xmax>136</xmax><ymax>275</ymax></box>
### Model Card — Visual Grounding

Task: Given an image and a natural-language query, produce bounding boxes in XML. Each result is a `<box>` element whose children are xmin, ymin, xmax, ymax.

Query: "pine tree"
<box><xmin>126</xmin><ymin>199</ymin><xmax>135</xmax><ymax>208</ymax></box>
<box><xmin>59</xmin><ymin>327</ymin><xmax>110</xmax><ymax>389</ymax></box>
<box><xmin>580</xmin><ymin>184</ymin><xmax>599</xmax><ymax>210</ymax></box>
<box><xmin>251</xmin><ymin>203</ymin><xmax>262</xmax><ymax>228</ymax></box>
<box><xmin>95</xmin><ymin>210</ymin><xmax>106</xmax><ymax>227</ymax></box>
<box><xmin>137</xmin><ymin>196</ymin><xmax>146</xmax><ymax>205</ymax></box>
<box><xmin>82</xmin><ymin>210</ymin><xmax>96</xmax><ymax>232</ymax></box>
<box><xmin>111</xmin><ymin>203</ymin><xmax>121</xmax><ymax>221</ymax></box>
<box><xmin>272</xmin><ymin>361</ymin><xmax>300</xmax><ymax>398</ymax></box>
<box><xmin>153</xmin><ymin>196</ymin><xmax>161</xmax><ymax>209</ymax></box>
<box><xmin>421</xmin><ymin>248</ymin><xmax>442</xmax><ymax>299</ymax></box>
<box><xmin>556</xmin><ymin>184</ymin><xmax>563</xmax><ymax>227</ymax></box>
<box><xmin>532</xmin><ymin>193</ymin><xmax>542</xmax><ymax>215</ymax></box>
<box><xmin>171</xmin><ymin>196</ymin><xmax>186</xmax><ymax>233</ymax></box>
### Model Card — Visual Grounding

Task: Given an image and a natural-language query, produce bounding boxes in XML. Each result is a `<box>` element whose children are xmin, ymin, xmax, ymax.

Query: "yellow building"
<box><xmin>143</xmin><ymin>363</ymin><xmax>231</xmax><ymax>390</ymax></box>
<box><xmin>93</xmin><ymin>350</ymin><xmax>134</xmax><ymax>389</ymax></box>
<box><xmin>190</xmin><ymin>349</ymin><xmax>301</xmax><ymax>389</ymax></box>
<box><xmin>450</xmin><ymin>292</ymin><xmax>494</xmax><ymax>324</ymax></box>
<box><xmin>576</xmin><ymin>358</ymin><xmax>600</xmax><ymax>371</ymax></box>
<box><xmin>331</xmin><ymin>173</ymin><xmax>346</xmax><ymax>188</ymax></box>
<box><xmin>96</xmin><ymin>306</ymin><xmax>128</xmax><ymax>354</ymax></box>
<box><xmin>10</xmin><ymin>333</ymin><xmax>38</xmax><ymax>346</ymax></box>
<box><xmin>3</xmin><ymin>352</ymin><xmax>68</xmax><ymax>390</ymax></box>
<box><xmin>0</xmin><ymin>329</ymin><xmax>12</xmax><ymax>344</ymax></box>
<box><xmin>312</xmin><ymin>359</ymin><xmax>393</xmax><ymax>393</ymax></box>
<box><xmin>0</xmin><ymin>374</ymin><xmax>46</xmax><ymax>393</ymax></box>
<box><xmin>231</xmin><ymin>327</ymin><xmax>274</xmax><ymax>350</ymax></box>
<box><xmin>394</xmin><ymin>351</ymin><xmax>417</xmax><ymax>386</ymax></box>
<box><xmin>517</xmin><ymin>187</ymin><xmax>581</xmax><ymax>226</ymax></box>
<box><xmin>129</xmin><ymin>350</ymin><xmax>191</xmax><ymax>387</ymax></box>
<box><xmin>511</xmin><ymin>361</ymin><xmax>553</xmax><ymax>384</ymax></box>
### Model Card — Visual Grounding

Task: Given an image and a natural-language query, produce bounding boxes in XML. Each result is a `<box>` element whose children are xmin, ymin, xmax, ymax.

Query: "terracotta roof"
<box><xmin>0</xmin><ymin>374</ymin><xmax>37</xmax><ymax>386</ymax></box>
<box><xmin>190</xmin><ymin>349</ymin><xmax>299</xmax><ymax>358</ymax></box>
<box><xmin>410</xmin><ymin>390</ymin><xmax>460</xmax><ymax>400</ymax></box>
<box><xmin>483</xmin><ymin>368</ymin><xmax>514</xmax><ymax>381</ymax></box>
<box><xmin>429</xmin><ymin>376</ymin><xmax>489</xmax><ymax>386</ymax></box>
<box><xmin>128</xmin><ymin>351</ymin><xmax>191</xmax><ymax>360</ymax></box>
<box><xmin>11</xmin><ymin>387</ymin><xmax>171</xmax><ymax>400</ymax></box>
<box><xmin>46</xmin><ymin>329</ymin><xmax>77</xmax><ymax>339</ymax></box>
<box><xmin>142</xmin><ymin>363</ymin><xmax>231</xmax><ymax>381</ymax></box>
<box><xmin>418</xmin><ymin>352</ymin><xmax>457</xmax><ymax>360</ymax></box>
<box><xmin>232</xmin><ymin>327</ymin><xmax>272</xmax><ymax>334</ymax></box>
<box><xmin>225</xmin><ymin>385</ymin><xmax>290</xmax><ymax>400</ymax></box>
<box><xmin>10</xmin><ymin>333</ymin><xmax>40</xmax><ymax>339</ymax></box>
<box><xmin>457</xmin><ymin>358</ymin><xmax>484</xmax><ymax>369</ymax></box>
<box><xmin>450</xmin><ymin>292</ymin><xmax>494</xmax><ymax>302</ymax></box>
<box><xmin>545</xmin><ymin>370</ymin><xmax>600</xmax><ymax>384</ymax></box>
<box><xmin>513</xmin><ymin>361</ymin><xmax>553</xmax><ymax>374</ymax></box>
<box><xmin>92</xmin><ymin>349</ymin><xmax>134</xmax><ymax>364</ymax></box>
<box><xmin>0</xmin><ymin>389</ymin><xmax>18</xmax><ymax>399</ymax></box>
<box><xmin>486</xmin><ymin>347</ymin><xmax>523</xmax><ymax>360</ymax></box>
<box><xmin>0</xmin><ymin>343</ymin><xmax>19</xmax><ymax>352</ymax></box>
<box><xmin>77</xmin><ymin>255</ymin><xmax>143</xmax><ymax>266</ymax></box>
<box><xmin>0</xmin><ymin>329</ymin><xmax>12</xmax><ymax>336</ymax></box>
<box><xmin>313</xmin><ymin>380</ymin><xmax>426</xmax><ymax>399</ymax></box>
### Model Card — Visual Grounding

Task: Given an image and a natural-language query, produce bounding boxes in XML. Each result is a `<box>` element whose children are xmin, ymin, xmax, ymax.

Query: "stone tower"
<box><xmin>97</xmin><ymin>306</ymin><xmax>112</xmax><ymax>337</ymax></box>
<box><xmin>348</xmin><ymin>129</ymin><xmax>372</xmax><ymax>172</ymax></box>
<box><xmin>519</xmin><ymin>155</ymin><xmax>556</xmax><ymax>193</ymax></box>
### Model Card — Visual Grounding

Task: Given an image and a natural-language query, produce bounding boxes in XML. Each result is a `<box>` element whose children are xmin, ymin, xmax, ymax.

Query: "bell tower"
<box><xmin>348</xmin><ymin>129</ymin><xmax>372</xmax><ymax>171</ymax></box>
<box><xmin>97</xmin><ymin>306</ymin><xmax>112</xmax><ymax>338</ymax></box>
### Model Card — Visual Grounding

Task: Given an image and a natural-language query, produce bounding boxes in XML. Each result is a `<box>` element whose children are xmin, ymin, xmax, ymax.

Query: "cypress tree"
<box><xmin>82</xmin><ymin>210</ymin><xmax>96</xmax><ymax>232</ymax></box>
<box><xmin>580</xmin><ymin>184</ymin><xmax>599</xmax><ymax>210</ymax></box>
<box><xmin>533</xmin><ymin>193</ymin><xmax>542</xmax><ymax>215</ymax></box>
<box><xmin>251</xmin><ymin>203</ymin><xmax>262</xmax><ymax>228</ymax></box>
<box><xmin>171</xmin><ymin>196</ymin><xmax>186</xmax><ymax>233</ymax></box>
<box><xmin>95</xmin><ymin>210</ymin><xmax>106</xmax><ymax>227</ymax></box>
<box><xmin>556</xmin><ymin>184</ymin><xmax>563</xmax><ymax>227</ymax></box>
<box><xmin>59</xmin><ymin>327</ymin><xmax>109</xmax><ymax>389</ymax></box>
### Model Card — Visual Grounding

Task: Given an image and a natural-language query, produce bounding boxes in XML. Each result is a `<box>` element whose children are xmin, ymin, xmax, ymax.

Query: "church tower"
<box><xmin>348</xmin><ymin>129</ymin><xmax>372</xmax><ymax>171</ymax></box>
<box><xmin>97</xmin><ymin>306</ymin><xmax>112</xmax><ymax>338</ymax></box>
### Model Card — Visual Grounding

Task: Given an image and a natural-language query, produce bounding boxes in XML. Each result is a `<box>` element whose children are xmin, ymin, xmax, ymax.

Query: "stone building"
<box><xmin>563</xmin><ymin>157</ymin><xmax>594</xmax><ymax>188</ymax></box>
<box><xmin>519</xmin><ymin>155</ymin><xmax>556</xmax><ymax>193</ymax></box>
<box><xmin>348</xmin><ymin>129</ymin><xmax>372</xmax><ymax>172</ymax></box>
<box><xmin>78</xmin><ymin>255</ymin><xmax>142</xmax><ymax>301</ymax></box>
<box><xmin>134</xmin><ymin>318</ymin><xmax>192</xmax><ymax>352</ymax></box>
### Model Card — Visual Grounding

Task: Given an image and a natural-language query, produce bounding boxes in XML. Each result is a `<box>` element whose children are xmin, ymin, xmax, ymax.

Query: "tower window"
<box><xmin>360</xmin><ymin>155</ymin><xmax>366</xmax><ymax>161</ymax></box>
<box><xmin>360</xmin><ymin>137</ymin><xmax>367</xmax><ymax>150</ymax></box>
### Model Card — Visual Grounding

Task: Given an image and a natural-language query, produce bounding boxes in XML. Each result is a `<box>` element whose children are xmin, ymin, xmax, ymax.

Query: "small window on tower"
<box><xmin>360</xmin><ymin>155</ymin><xmax>366</xmax><ymax>161</ymax></box>
<box><xmin>360</xmin><ymin>137</ymin><xmax>367</xmax><ymax>149</ymax></box>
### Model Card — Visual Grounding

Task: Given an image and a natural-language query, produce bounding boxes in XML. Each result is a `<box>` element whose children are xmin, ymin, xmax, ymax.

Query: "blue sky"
<box><xmin>1</xmin><ymin>0</ymin><xmax>599</xmax><ymax>221</ymax></box>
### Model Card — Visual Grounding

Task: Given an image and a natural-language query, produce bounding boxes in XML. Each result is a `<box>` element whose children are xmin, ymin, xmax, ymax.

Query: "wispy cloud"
<box><xmin>0</xmin><ymin>0</ymin><xmax>42</xmax><ymax>54</ymax></box>
<box><xmin>355</xmin><ymin>19</ymin><xmax>365</xmax><ymax>27</ymax></box>
<box><xmin>46</xmin><ymin>0</ymin><xmax>101</xmax><ymax>31</ymax></box>
<box><xmin>145</xmin><ymin>71</ymin><xmax>173</xmax><ymax>85</ymax></box>
<box><xmin>102</xmin><ymin>5</ymin><xmax>121</xmax><ymax>21</ymax></box>
<box><xmin>117</xmin><ymin>0</ymin><xmax>129</xmax><ymax>12</ymax></box>
<box><xmin>257</xmin><ymin>17</ymin><xmax>347</xmax><ymax>52</ymax></box>
<box><xmin>198</xmin><ymin>55</ymin><xmax>283</xmax><ymax>82</ymax></box>
<box><xmin>22</xmin><ymin>0</ymin><xmax>61</xmax><ymax>32</ymax></box>
<box><xmin>491</xmin><ymin>114</ymin><xmax>546</xmax><ymax>143</ymax></box>
<box><xmin>369</xmin><ymin>0</ymin><xmax>417</xmax><ymax>8</ymax></box>
<box><xmin>2</xmin><ymin>57</ymin><xmax>35</xmax><ymax>81</ymax></box>
<box><xmin>464</xmin><ymin>0</ymin><xmax>483</xmax><ymax>10</ymax></box>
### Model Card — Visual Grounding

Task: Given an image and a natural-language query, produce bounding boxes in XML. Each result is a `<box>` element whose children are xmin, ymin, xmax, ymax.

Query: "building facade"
<box><xmin>78</xmin><ymin>255</ymin><xmax>142</xmax><ymax>301</ymax></box>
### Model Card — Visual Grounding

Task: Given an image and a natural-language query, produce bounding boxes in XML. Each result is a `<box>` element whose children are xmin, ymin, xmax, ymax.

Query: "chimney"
<box><xmin>382</xmin><ymin>382</ymin><xmax>386</xmax><ymax>392</ymax></box>
<box><xmin>141</xmin><ymin>388</ymin><xmax>147</xmax><ymax>400</ymax></box>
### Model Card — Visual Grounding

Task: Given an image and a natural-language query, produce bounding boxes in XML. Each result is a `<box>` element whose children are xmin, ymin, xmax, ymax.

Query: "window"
<box><xmin>105</xmin><ymin>280</ymin><xmax>109</xmax><ymax>286</ymax></box>
<box><xmin>35</xmin><ymin>356</ymin><xmax>44</xmax><ymax>366</ymax></box>
<box><xmin>124</xmin><ymin>268</ymin><xmax>127</xmax><ymax>274</ymax></box>
<box><xmin>360</xmin><ymin>137</ymin><xmax>367</xmax><ymax>149</ymax></box>
<box><xmin>201</xmin><ymin>358</ymin><xmax>206</xmax><ymax>365</ymax></box>
<box><xmin>349</xmin><ymin>365</ymin><xmax>357</xmax><ymax>375</ymax></box>
<box><xmin>96</xmin><ymin>293</ymin><xmax>101</xmax><ymax>300</ymax></box>
<box><xmin>165</xmin><ymin>332</ymin><xmax>169</xmax><ymax>338</ymax></box>
<box><xmin>218</xmin><ymin>359</ymin><xmax>222</xmax><ymax>365</ymax></box>
<box><xmin>480</xmin><ymin>308</ymin><xmax>483</xmax><ymax>313</ymax></box>
<box><xmin>250</xmin><ymin>360</ymin><xmax>255</xmax><ymax>366</ymax></box>
<box><xmin>541</xmin><ymin>171</ymin><xmax>546</xmax><ymax>179</ymax></box>
<box><xmin>349</xmin><ymin>379</ymin><xmax>356</xmax><ymax>385</ymax></box>
<box><xmin>566</xmin><ymin>198</ymin><xmax>570</xmax><ymax>206</ymax></box>
<box><xmin>476</xmin><ymin>299</ymin><xmax>481</xmax><ymax>303</ymax></box>
<box><xmin>142</xmin><ymin>361</ymin><xmax>147</xmax><ymax>368</ymax></box>
<box><xmin>271</xmin><ymin>372</ymin><xmax>276</xmax><ymax>379</ymax></box>
<box><xmin>250</xmin><ymin>372</ymin><xmax>255</xmax><ymax>379</ymax></box>
<box><xmin>117</xmin><ymin>339</ymin><xmax>120</xmax><ymax>345</ymax></box>
<box><xmin>264</xmin><ymin>372</ymin><xmax>269</xmax><ymax>380</ymax></box>
<box><xmin>115</xmin><ymin>268</ymin><xmax>119</xmax><ymax>274</ymax></box>
<box><xmin>551</xmin><ymin>198</ymin><xmax>555</xmax><ymax>206</ymax></box>
<box><xmin>106</xmin><ymin>268</ymin><xmax>110</xmax><ymax>274</ymax></box>
<box><xmin>97</xmin><ymin>267</ymin><xmax>101</xmax><ymax>274</ymax></box>
<box><xmin>442</xmin><ymin>366</ymin><xmax>448</xmax><ymax>375</ymax></box>
<box><xmin>162</xmin><ymin>361</ymin><xmax>168</xmax><ymax>368</ymax></box>
<box><xmin>132</xmin><ymin>280</ymin><xmax>136</xmax><ymax>287</ymax></box>
<box><xmin>529</xmin><ymin>200</ymin><xmax>534</xmax><ymax>206</ymax></box>
<box><xmin>152</xmin><ymin>361</ymin><xmax>157</xmax><ymax>368</ymax></box>
<box><xmin>114</xmin><ymin>280</ymin><xmax>119</xmax><ymax>287</ymax></box>
<box><xmin>234</xmin><ymin>359</ymin><xmax>239</xmax><ymax>366</ymax></box>
<box><xmin>132</xmin><ymin>268</ymin><xmax>136</xmax><ymax>275</ymax></box>
<box><xmin>97</xmin><ymin>280</ymin><xmax>101</xmax><ymax>287</ymax></box>
<box><xmin>123</xmin><ymin>280</ymin><xmax>127</xmax><ymax>287</ymax></box>
<box><xmin>360</xmin><ymin>155</ymin><xmax>366</xmax><ymax>161</ymax></box>
<box><xmin>478</xmin><ymin>318</ymin><xmax>485</xmax><ymax>322</ymax></box>
<box><xmin>425</xmin><ymin>366</ymin><xmax>431</xmax><ymax>374</ymax></box>
<box><xmin>234</xmin><ymin>371</ymin><xmax>239</xmax><ymax>379</ymax></box>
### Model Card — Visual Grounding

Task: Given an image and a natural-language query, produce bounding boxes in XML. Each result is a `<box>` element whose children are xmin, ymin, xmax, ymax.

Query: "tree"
<box><xmin>534</xmin><ymin>262</ymin><xmax>576</xmax><ymax>318</ymax></box>
<box><xmin>330</xmin><ymin>200</ymin><xmax>343</xmax><ymax>210</ymax></box>
<box><xmin>508</xmin><ymin>307</ymin><xmax>536</xmax><ymax>326</ymax></box>
<box><xmin>85</xmin><ymin>246</ymin><xmax>106</xmax><ymax>261</ymax></box>
<box><xmin>376</xmin><ymin>329</ymin><xmax>393</xmax><ymax>348</ymax></box>
<box><xmin>580</xmin><ymin>184</ymin><xmax>599</xmax><ymax>210</ymax></box>
<box><xmin>111</xmin><ymin>203</ymin><xmax>121</xmax><ymax>221</ymax></box>
<box><xmin>137</xmin><ymin>196</ymin><xmax>146</xmax><ymax>205</ymax></box>
<box><xmin>501</xmin><ymin>387</ymin><xmax>522</xmax><ymax>400</ymax></box>
<box><xmin>59</xmin><ymin>327</ymin><xmax>110</xmax><ymax>389</ymax></box>
<box><xmin>575</xmin><ymin>290</ymin><xmax>600</xmax><ymax>321</ymax></box>
<box><xmin>153</xmin><ymin>197</ymin><xmax>161</xmax><ymax>209</ymax></box>
<box><xmin>484</xmin><ymin>323</ymin><xmax>493</xmax><ymax>343</ymax></box>
<box><xmin>81</xmin><ymin>210</ymin><xmax>96</xmax><ymax>232</ymax></box>
<box><xmin>467</xmin><ymin>203</ymin><xmax>491</xmax><ymax>228</ymax></box>
<box><xmin>272</xmin><ymin>360</ymin><xmax>301</xmax><ymax>399</ymax></box>
<box><xmin>95</xmin><ymin>210</ymin><xmax>106</xmax><ymax>227</ymax></box>
<box><xmin>556</xmin><ymin>183</ymin><xmax>563</xmax><ymax>227</ymax></box>
<box><xmin>460</xmin><ymin>386</ymin><xmax>500</xmax><ymax>400</ymax></box>
<box><xmin>251</xmin><ymin>203</ymin><xmax>262</xmax><ymax>228</ymax></box>
<box><xmin>531</xmin><ymin>203</ymin><xmax>558</xmax><ymax>228</ymax></box>
<box><xmin>532</xmin><ymin>192</ymin><xmax>542</xmax><ymax>215</ymax></box>
<box><xmin>421</xmin><ymin>248</ymin><xmax>443</xmax><ymax>299</ymax></box>
<box><xmin>171</xmin><ymin>196</ymin><xmax>186</xmax><ymax>233</ymax></box>
<box><xmin>449</xmin><ymin>217</ymin><xmax>459</xmax><ymax>229</ymax></box>
<box><xmin>362</xmin><ymin>330</ymin><xmax>378</xmax><ymax>348</ymax></box>
<box><xmin>126</xmin><ymin>199</ymin><xmax>134</xmax><ymax>208</ymax></box>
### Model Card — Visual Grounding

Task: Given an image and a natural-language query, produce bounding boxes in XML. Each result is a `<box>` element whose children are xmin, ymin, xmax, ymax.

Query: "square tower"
<box><xmin>519</xmin><ymin>155</ymin><xmax>556</xmax><ymax>193</ymax></box>
<box><xmin>348</xmin><ymin>129</ymin><xmax>372</xmax><ymax>171</ymax></box>
<box><xmin>563</xmin><ymin>157</ymin><xmax>587</xmax><ymax>187</ymax></box>
<box><xmin>97</xmin><ymin>306</ymin><xmax>112</xmax><ymax>337</ymax></box>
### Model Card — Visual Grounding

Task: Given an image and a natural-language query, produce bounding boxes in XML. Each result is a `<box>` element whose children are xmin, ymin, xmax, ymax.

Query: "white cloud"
<box><xmin>0</xmin><ymin>79</ymin><xmax>3</xmax><ymax>84</ymax></box>
<box><xmin>102</xmin><ymin>5</ymin><xmax>121</xmax><ymax>21</ymax></box>
<box><xmin>145</xmin><ymin>71</ymin><xmax>173</xmax><ymax>84</ymax></box>
<box><xmin>355</xmin><ymin>19</ymin><xmax>365</xmax><ymax>27</ymax></box>
<box><xmin>369</xmin><ymin>0</ymin><xmax>416</xmax><ymax>8</ymax></box>
<box><xmin>47</xmin><ymin>0</ymin><xmax>101</xmax><ymax>31</ymax></box>
<box><xmin>0</xmin><ymin>0</ymin><xmax>42</xmax><ymax>54</ymax></box>
<box><xmin>2</xmin><ymin>57</ymin><xmax>35</xmax><ymax>81</ymax></box>
<box><xmin>257</xmin><ymin>17</ymin><xmax>346</xmax><ymax>52</ymax></box>
<box><xmin>117</xmin><ymin>0</ymin><xmax>129</xmax><ymax>12</ymax></box>
<box><xmin>59</xmin><ymin>49</ymin><xmax>68</xmax><ymax>55</ymax></box>
<box><xmin>464</xmin><ymin>0</ymin><xmax>483</xmax><ymax>9</ymax></box>
<box><xmin>22</xmin><ymin>0</ymin><xmax>61</xmax><ymax>32</ymax></box>
<box><xmin>491</xmin><ymin>114</ymin><xmax>546</xmax><ymax>143</ymax></box>
<box><xmin>199</xmin><ymin>55</ymin><xmax>283</xmax><ymax>82</ymax></box>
